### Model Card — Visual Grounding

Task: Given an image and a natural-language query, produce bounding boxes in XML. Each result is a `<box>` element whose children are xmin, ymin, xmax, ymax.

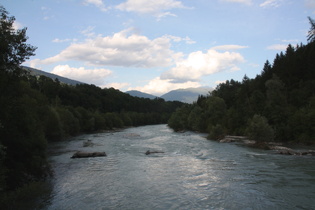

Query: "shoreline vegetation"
<box><xmin>168</xmin><ymin>17</ymin><xmax>315</xmax><ymax>147</ymax></box>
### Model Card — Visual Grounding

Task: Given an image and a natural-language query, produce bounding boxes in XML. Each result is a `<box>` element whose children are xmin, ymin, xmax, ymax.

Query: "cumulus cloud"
<box><xmin>266</xmin><ymin>44</ymin><xmax>287</xmax><ymax>50</ymax></box>
<box><xmin>51</xmin><ymin>65</ymin><xmax>112</xmax><ymax>86</ymax></box>
<box><xmin>260</xmin><ymin>0</ymin><xmax>282</xmax><ymax>8</ymax></box>
<box><xmin>83</xmin><ymin>0</ymin><xmax>107</xmax><ymax>11</ymax></box>
<box><xmin>161</xmin><ymin>49</ymin><xmax>245</xmax><ymax>82</ymax></box>
<box><xmin>211</xmin><ymin>45</ymin><xmax>248</xmax><ymax>51</ymax></box>
<box><xmin>116</xmin><ymin>0</ymin><xmax>187</xmax><ymax>19</ymax></box>
<box><xmin>220</xmin><ymin>0</ymin><xmax>252</xmax><ymax>5</ymax></box>
<box><xmin>129</xmin><ymin>77</ymin><xmax>201</xmax><ymax>96</ymax></box>
<box><xmin>30</xmin><ymin>28</ymin><xmax>177</xmax><ymax>68</ymax></box>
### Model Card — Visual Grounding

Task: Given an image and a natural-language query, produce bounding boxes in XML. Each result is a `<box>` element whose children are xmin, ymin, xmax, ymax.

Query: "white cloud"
<box><xmin>260</xmin><ymin>0</ymin><xmax>282</xmax><ymax>8</ymax></box>
<box><xmin>164</xmin><ymin>35</ymin><xmax>196</xmax><ymax>44</ymax></box>
<box><xmin>305</xmin><ymin>0</ymin><xmax>315</xmax><ymax>13</ymax></box>
<box><xmin>161</xmin><ymin>49</ymin><xmax>245</xmax><ymax>82</ymax></box>
<box><xmin>266</xmin><ymin>44</ymin><xmax>287</xmax><ymax>50</ymax></box>
<box><xmin>116</xmin><ymin>0</ymin><xmax>187</xmax><ymax>19</ymax></box>
<box><xmin>215</xmin><ymin>80</ymin><xmax>227</xmax><ymax>85</ymax></box>
<box><xmin>52</xmin><ymin>38</ymin><xmax>77</xmax><ymax>43</ymax></box>
<box><xmin>220</xmin><ymin>0</ymin><xmax>252</xmax><ymax>5</ymax></box>
<box><xmin>105</xmin><ymin>82</ymin><xmax>130</xmax><ymax>90</ymax></box>
<box><xmin>30</xmin><ymin>28</ymin><xmax>177</xmax><ymax>68</ymax></box>
<box><xmin>83</xmin><ymin>0</ymin><xmax>107</xmax><ymax>11</ymax></box>
<box><xmin>51</xmin><ymin>65</ymin><xmax>112</xmax><ymax>86</ymax></box>
<box><xmin>81</xmin><ymin>26</ymin><xmax>96</xmax><ymax>37</ymax></box>
<box><xmin>211</xmin><ymin>45</ymin><xmax>248</xmax><ymax>51</ymax></box>
<box><xmin>129</xmin><ymin>77</ymin><xmax>201</xmax><ymax>96</ymax></box>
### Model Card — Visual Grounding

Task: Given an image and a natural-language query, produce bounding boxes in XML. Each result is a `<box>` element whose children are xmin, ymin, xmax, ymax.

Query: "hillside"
<box><xmin>126</xmin><ymin>90</ymin><xmax>158</xmax><ymax>100</ymax></box>
<box><xmin>23</xmin><ymin>66</ymin><xmax>84</xmax><ymax>86</ymax></box>
<box><xmin>161</xmin><ymin>87</ymin><xmax>213</xmax><ymax>103</ymax></box>
<box><xmin>127</xmin><ymin>87</ymin><xmax>212</xmax><ymax>103</ymax></box>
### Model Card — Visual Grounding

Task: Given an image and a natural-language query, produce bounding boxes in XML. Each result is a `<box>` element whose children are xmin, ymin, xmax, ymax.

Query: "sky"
<box><xmin>2</xmin><ymin>0</ymin><xmax>315</xmax><ymax>96</ymax></box>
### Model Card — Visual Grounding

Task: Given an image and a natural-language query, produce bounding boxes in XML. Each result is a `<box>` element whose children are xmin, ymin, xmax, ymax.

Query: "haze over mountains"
<box><xmin>25</xmin><ymin>66</ymin><xmax>212</xmax><ymax>103</ymax></box>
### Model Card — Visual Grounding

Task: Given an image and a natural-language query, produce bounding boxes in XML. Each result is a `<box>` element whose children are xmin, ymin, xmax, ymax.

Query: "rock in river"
<box><xmin>145</xmin><ymin>150</ymin><xmax>164</xmax><ymax>155</ymax></box>
<box><xmin>71</xmin><ymin>151</ymin><xmax>107</xmax><ymax>158</ymax></box>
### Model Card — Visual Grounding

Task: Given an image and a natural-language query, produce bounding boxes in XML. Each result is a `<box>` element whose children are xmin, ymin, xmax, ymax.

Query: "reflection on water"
<box><xmin>46</xmin><ymin>125</ymin><xmax>315</xmax><ymax>209</ymax></box>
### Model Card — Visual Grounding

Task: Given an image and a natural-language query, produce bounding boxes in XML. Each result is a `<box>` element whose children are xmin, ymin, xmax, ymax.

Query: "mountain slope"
<box><xmin>23</xmin><ymin>66</ymin><xmax>84</xmax><ymax>86</ymax></box>
<box><xmin>125</xmin><ymin>90</ymin><xmax>158</xmax><ymax>99</ymax></box>
<box><xmin>161</xmin><ymin>87</ymin><xmax>213</xmax><ymax>103</ymax></box>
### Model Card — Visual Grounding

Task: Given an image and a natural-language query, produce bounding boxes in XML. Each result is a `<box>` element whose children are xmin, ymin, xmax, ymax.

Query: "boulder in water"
<box><xmin>71</xmin><ymin>151</ymin><xmax>107</xmax><ymax>158</ymax></box>
<box><xmin>145</xmin><ymin>150</ymin><xmax>164</xmax><ymax>155</ymax></box>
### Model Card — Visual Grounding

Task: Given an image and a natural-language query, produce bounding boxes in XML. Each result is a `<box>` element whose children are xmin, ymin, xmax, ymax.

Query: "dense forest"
<box><xmin>0</xmin><ymin>6</ymin><xmax>184</xmax><ymax>207</ymax></box>
<box><xmin>169</xmin><ymin>17</ymin><xmax>315</xmax><ymax>144</ymax></box>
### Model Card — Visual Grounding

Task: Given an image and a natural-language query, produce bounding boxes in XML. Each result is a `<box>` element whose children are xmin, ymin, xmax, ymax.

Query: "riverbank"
<box><xmin>217</xmin><ymin>135</ymin><xmax>315</xmax><ymax>156</ymax></box>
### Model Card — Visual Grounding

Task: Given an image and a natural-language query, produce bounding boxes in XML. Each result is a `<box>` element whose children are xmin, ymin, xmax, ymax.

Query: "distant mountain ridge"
<box><xmin>161</xmin><ymin>87</ymin><xmax>212</xmax><ymax>103</ymax></box>
<box><xmin>125</xmin><ymin>90</ymin><xmax>158</xmax><ymax>100</ymax></box>
<box><xmin>127</xmin><ymin>87</ymin><xmax>213</xmax><ymax>103</ymax></box>
<box><xmin>23</xmin><ymin>66</ymin><xmax>84</xmax><ymax>86</ymax></box>
<box><xmin>23</xmin><ymin>66</ymin><xmax>212</xmax><ymax>103</ymax></box>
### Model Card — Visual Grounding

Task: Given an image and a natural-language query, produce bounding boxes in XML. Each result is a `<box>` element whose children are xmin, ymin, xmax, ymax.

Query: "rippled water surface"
<box><xmin>46</xmin><ymin>125</ymin><xmax>315</xmax><ymax>209</ymax></box>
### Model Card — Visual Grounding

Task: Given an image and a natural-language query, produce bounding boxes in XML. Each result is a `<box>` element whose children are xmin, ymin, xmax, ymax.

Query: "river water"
<box><xmin>45</xmin><ymin>124</ymin><xmax>315</xmax><ymax>209</ymax></box>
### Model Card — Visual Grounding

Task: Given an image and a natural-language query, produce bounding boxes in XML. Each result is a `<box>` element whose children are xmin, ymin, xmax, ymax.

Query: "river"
<box><xmin>45</xmin><ymin>124</ymin><xmax>315</xmax><ymax>209</ymax></box>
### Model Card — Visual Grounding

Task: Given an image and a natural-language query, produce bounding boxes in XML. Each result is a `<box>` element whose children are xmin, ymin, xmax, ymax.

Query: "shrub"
<box><xmin>246</xmin><ymin>114</ymin><xmax>274</xmax><ymax>142</ymax></box>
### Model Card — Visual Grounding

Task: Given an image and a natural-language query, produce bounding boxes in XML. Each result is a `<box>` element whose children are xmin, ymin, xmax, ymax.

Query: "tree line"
<box><xmin>0</xmin><ymin>6</ymin><xmax>184</xmax><ymax>208</ymax></box>
<box><xmin>169</xmin><ymin>17</ymin><xmax>315</xmax><ymax>144</ymax></box>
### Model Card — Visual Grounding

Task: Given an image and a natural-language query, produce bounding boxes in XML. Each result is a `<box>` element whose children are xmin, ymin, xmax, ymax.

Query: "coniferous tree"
<box><xmin>307</xmin><ymin>16</ymin><xmax>315</xmax><ymax>43</ymax></box>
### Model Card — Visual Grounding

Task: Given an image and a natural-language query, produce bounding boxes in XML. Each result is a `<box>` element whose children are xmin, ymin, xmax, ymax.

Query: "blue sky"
<box><xmin>2</xmin><ymin>0</ymin><xmax>315</xmax><ymax>95</ymax></box>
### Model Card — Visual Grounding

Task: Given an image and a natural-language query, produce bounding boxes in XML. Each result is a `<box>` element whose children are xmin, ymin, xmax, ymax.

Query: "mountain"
<box><xmin>23</xmin><ymin>66</ymin><xmax>212</xmax><ymax>103</ymax></box>
<box><xmin>125</xmin><ymin>90</ymin><xmax>158</xmax><ymax>99</ymax></box>
<box><xmin>161</xmin><ymin>87</ymin><xmax>213</xmax><ymax>103</ymax></box>
<box><xmin>22</xmin><ymin>66</ymin><xmax>84</xmax><ymax>86</ymax></box>
<box><xmin>127</xmin><ymin>87</ymin><xmax>213</xmax><ymax>103</ymax></box>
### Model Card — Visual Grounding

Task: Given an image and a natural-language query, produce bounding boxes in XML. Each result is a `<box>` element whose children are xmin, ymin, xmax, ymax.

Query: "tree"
<box><xmin>246</xmin><ymin>115</ymin><xmax>274</xmax><ymax>142</ymax></box>
<box><xmin>0</xmin><ymin>6</ymin><xmax>36</xmax><ymax>73</ymax></box>
<box><xmin>307</xmin><ymin>16</ymin><xmax>315</xmax><ymax>43</ymax></box>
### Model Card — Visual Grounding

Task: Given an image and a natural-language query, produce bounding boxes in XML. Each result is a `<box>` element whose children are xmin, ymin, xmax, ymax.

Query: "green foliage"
<box><xmin>188</xmin><ymin>106</ymin><xmax>203</xmax><ymax>131</ymax></box>
<box><xmin>168</xmin><ymin>105</ymin><xmax>192</xmax><ymax>131</ymax></box>
<box><xmin>307</xmin><ymin>16</ymin><xmax>315</xmax><ymax>43</ymax></box>
<box><xmin>246</xmin><ymin>115</ymin><xmax>274</xmax><ymax>142</ymax></box>
<box><xmin>208</xmin><ymin>124</ymin><xmax>225</xmax><ymax>140</ymax></box>
<box><xmin>203</xmin><ymin>96</ymin><xmax>226</xmax><ymax>129</ymax></box>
